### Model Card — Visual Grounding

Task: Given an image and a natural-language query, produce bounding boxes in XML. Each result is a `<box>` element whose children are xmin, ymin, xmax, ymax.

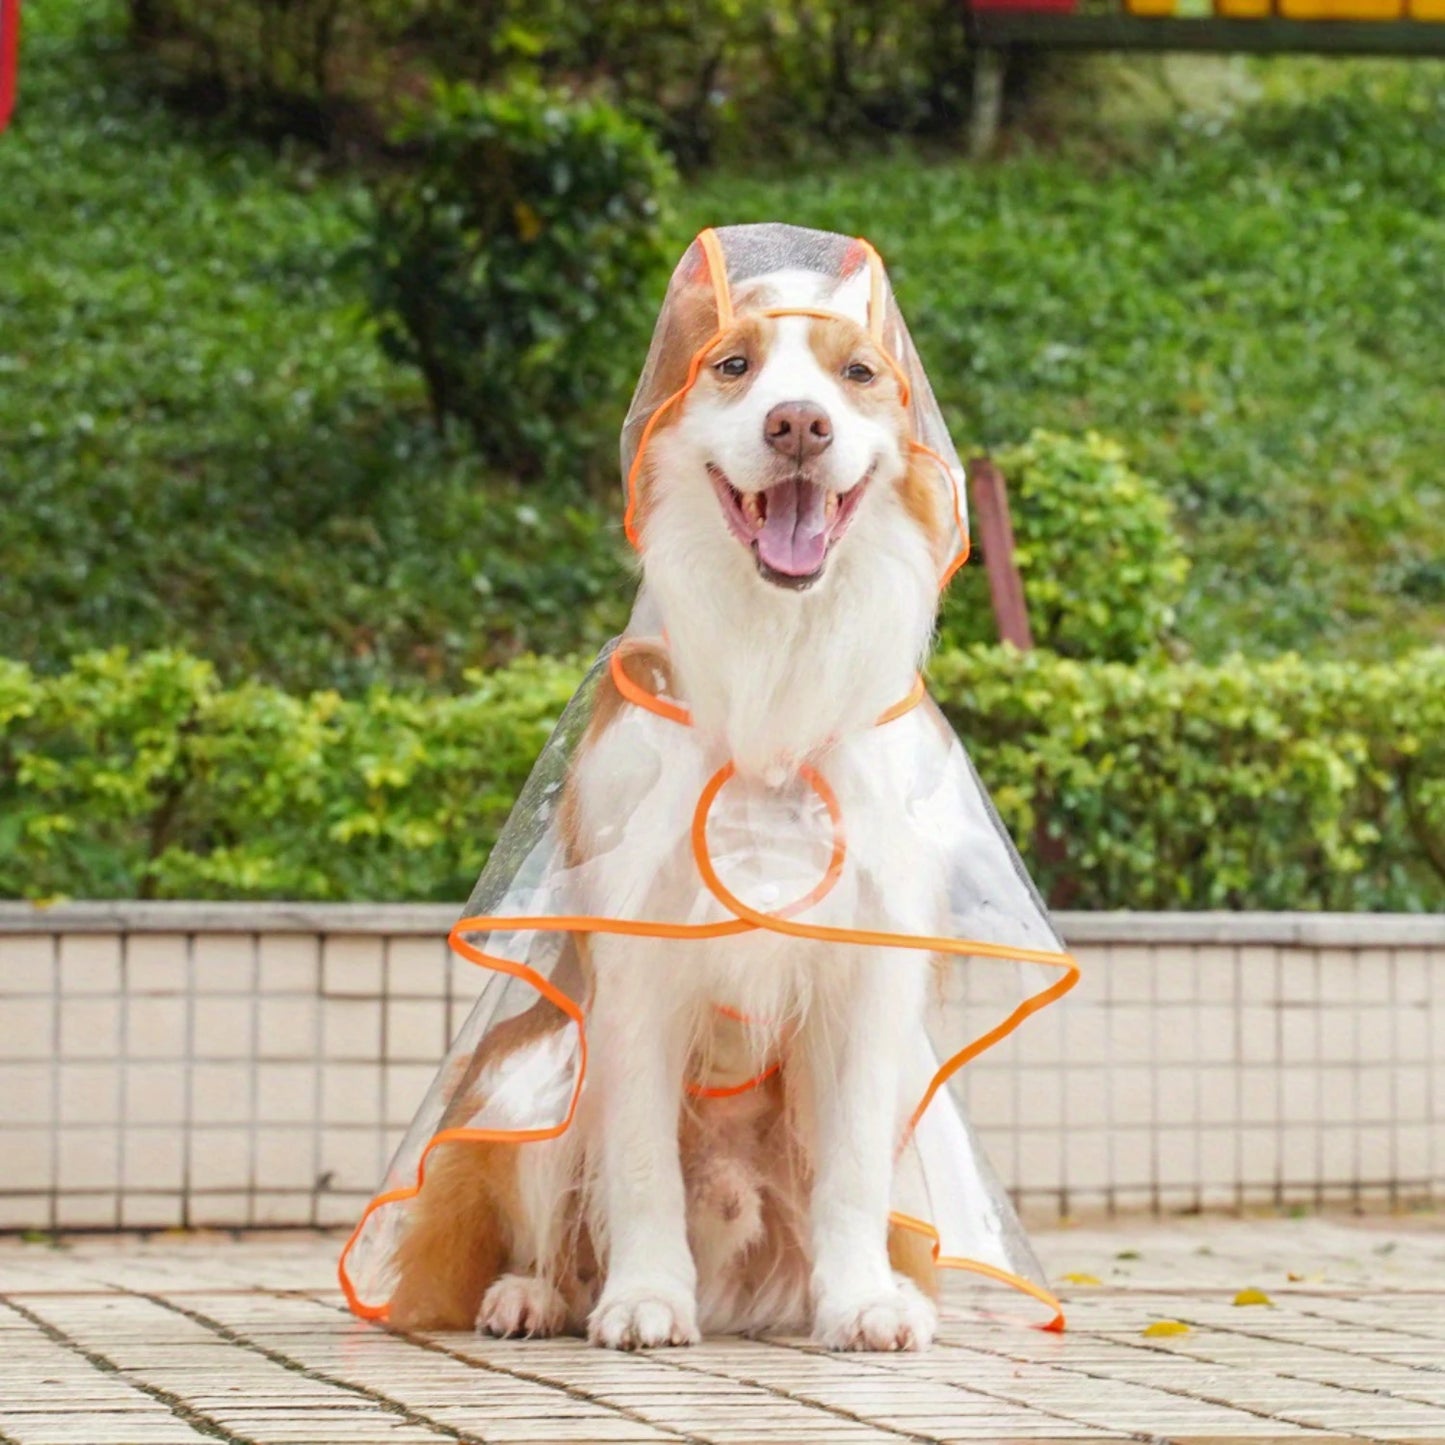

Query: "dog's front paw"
<box><xmin>814</xmin><ymin>1277</ymin><xmax>936</xmax><ymax>1352</ymax></box>
<box><xmin>588</xmin><ymin>1283</ymin><xmax>700</xmax><ymax>1350</ymax></box>
<box><xmin>477</xmin><ymin>1273</ymin><xmax>567</xmax><ymax>1339</ymax></box>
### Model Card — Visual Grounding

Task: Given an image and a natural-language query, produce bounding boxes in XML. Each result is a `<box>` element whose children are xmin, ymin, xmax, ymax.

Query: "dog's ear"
<box><xmin>899</xmin><ymin>446</ymin><xmax>950</xmax><ymax>572</ymax></box>
<box><xmin>646</xmin><ymin>279</ymin><xmax>725</xmax><ymax>409</ymax></box>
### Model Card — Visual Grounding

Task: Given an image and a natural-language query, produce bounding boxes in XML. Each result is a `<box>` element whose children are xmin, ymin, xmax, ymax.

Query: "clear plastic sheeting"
<box><xmin>340</xmin><ymin>225</ymin><xmax>1079</xmax><ymax>1331</ymax></box>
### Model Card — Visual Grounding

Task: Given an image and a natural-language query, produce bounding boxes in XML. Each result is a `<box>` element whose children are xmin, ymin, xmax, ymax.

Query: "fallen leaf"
<box><xmin>1286</xmin><ymin>1271</ymin><xmax>1303</xmax><ymax>1281</ymax></box>
<box><xmin>1233</xmin><ymin>1287</ymin><xmax>1274</xmax><ymax>1306</ymax></box>
<box><xmin>1143</xmin><ymin>1320</ymin><xmax>1191</xmax><ymax>1337</ymax></box>
<box><xmin>1060</xmin><ymin>1272</ymin><xmax>1102</xmax><ymax>1286</ymax></box>
<box><xmin>1116</xmin><ymin>1249</ymin><xmax>1141</xmax><ymax>1260</ymax></box>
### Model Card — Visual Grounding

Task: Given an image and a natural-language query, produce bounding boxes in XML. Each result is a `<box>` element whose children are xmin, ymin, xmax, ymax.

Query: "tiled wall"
<box><xmin>1</xmin><ymin>904</ymin><xmax>1440</xmax><ymax>1231</ymax></box>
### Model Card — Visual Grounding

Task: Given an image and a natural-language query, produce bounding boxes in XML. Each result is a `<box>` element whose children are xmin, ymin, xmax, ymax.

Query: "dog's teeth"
<box><xmin>825</xmin><ymin>492</ymin><xmax>839</xmax><ymax>520</ymax></box>
<box><xmin>741</xmin><ymin>492</ymin><xmax>764</xmax><ymax>530</ymax></box>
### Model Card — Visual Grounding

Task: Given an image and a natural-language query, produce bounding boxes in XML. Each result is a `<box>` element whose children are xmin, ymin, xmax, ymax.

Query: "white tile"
<box><xmin>387</xmin><ymin>936</ymin><xmax>449</xmax><ymax>996</ymax></box>
<box><xmin>125</xmin><ymin>1062</ymin><xmax>186</xmax><ymax>1123</ymax></box>
<box><xmin>322</xmin><ymin>935</ymin><xmax>385</xmax><ymax>997</ymax></box>
<box><xmin>58</xmin><ymin>1063</ymin><xmax>121</xmax><ymax>1124</ymax></box>
<box><xmin>258</xmin><ymin>933</ymin><xmax>320</xmax><ymax>993</ymax></box>
<box><xmin>257</xmin><ymin>1062</ymin><xmax>317</xmax><ymax>1123</ymax></box>
<box><xmin>58</xmin><ymin>997</ymin><xmax>120</xmax><ymax>1060</ymax></box>
<box><xmin>123</xmin><ymin>1129</ymin><xmax>185</xmax><ymax>1190</ymax></box>
<box><xmin>1064</xmin><ymin>1130</ymin><xmax>1110</xmax><ymax>1189</ymax></box>
<box><xmin>1109</xmin><ymin>1065</ymin><xmax>1153</xmax><ymax>1126</ymax></box>
<box><xmin>1062</xmin><ymin>1067</ymin><xmax>1107</xmax><ymax>1128</ymax></box>
<box><xmin>1351</xmin><ymin>947</ymin><xmax>1393</xmax><ymax>1002</ymax></box>
<box><xmin>257</xmin><ymin>994</ymin><xmax>319</xmax><ymax>1059</ymax></box>
<box><xmin>255</xmin><ymin>1128</ymin><xmax>318</xmax><ymax>1190</ymax></box>
<box><xmin>1105</xmin><ymin>947</ymin><xmax>1154</xmax><ymax>1003</ymax></box>
<box><xmin>58</xmin><ymin>933</ymin><xmax>122</xmax><ymax>993</ymax></box>
<box><xmin>1237</xmin><ymin>1004</ymin><xmax>1277</xmax><ymax>1062</ymax></box>
<box><xmin>322</xmin><ymin>999</ymin><xmax>382</xmax><ymax>1060</ymax></box>
<box><xmin>321</xmin><ymin>1063</ymin><xmax>382</xmax><ymax>1125</ymax></box>
<box><xmin>192</xmin><ymin>1062</ymin><xmax>255</xmax><ymax>1124</ymax></box>
<box><xmin>1155</xmin><ymin>1127</ymin><xmax>1196</xmax><ymax>1188</ymax></box>
<box><xmin>0</xmin><ymin>1062</ymin><xmax>53</xmax><ymax>1124</ymax></box>
<box><xmin>193</xmin><ymin>933</ymin><xmax>256</xmax><ymax>992</ymax></box>
<box><xmin>1238</xmin><ymin>1127</ymin><xmax>1278</xmax><ymax>1186</ymax></box>
<box><xmin>127</xmin><ymin>933</ymin><xmax>189</xmax><ymax>992</ymax></box>
<box><xmin>318</xmin><ymin>1127</ymin><xmax>383</xmax><ymax>1193</ymax></box>
<box><xmin>1197</xmin><ymin>1070</ymin><xmax>1238</xmax><ymax>1125</ymax></box>
<box><xmin>188</xmin><ymin>1127</ymin><xmax>252</xmax><ymax>1190</ymax></box>
<box><xmin>4</xmin><ymin>1126</ymin><xmax>54</xmax><ymax>1189</ymax></box>
<box><xmin>1237</xmin><ymin>945</ymin><xmax>1277</xmax><ymax>1001</ymax></box>
<box><xmin>1193</xmin><ymin>1004</ymin><xmax>1235</xmax><ymax>1063</ymax></box>
<box><xmin>57</xmin><ymin>1128</ymin><xmax>119</xmax><ymax>1189</ymax></box>
<box><xmin>0</xmin><ymin>932</ymin><xmax>55</xmax><ymax>993</ymax></box>
<box><xmin>120</xmin><ymin>1193</ymin><xmax>184</xmax><ymax>1229</ymax></box>
<box><xmin>384</xmin><ymin>999</ymin><xmax>447</xmax><ymax>1061</ymax></box>
<box><xmin>125</xmin><ymin>996</ymin><xmax>187</xmax><ymax>1060</ymax></box>
<box><xmin>54</xmin><ymin>1192</ymin><xmax>117</xmax><ymax>1227</ymax></box>
<box><xmin>192</xmin><ymin>997</ymin><xmax>256</xmax><ymax>1060</ymax></box>
<box><xmin>384</xmin><ymin>1063</ymin><xmax>435</xmax><ymax>1126</ymax></box>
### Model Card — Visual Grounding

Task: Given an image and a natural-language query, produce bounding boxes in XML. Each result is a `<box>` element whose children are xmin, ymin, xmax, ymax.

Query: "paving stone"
<box><xmin>0</xmin><ymin>1213</ymin><xmax>1442</xmax><ymax>1443</ymax></box>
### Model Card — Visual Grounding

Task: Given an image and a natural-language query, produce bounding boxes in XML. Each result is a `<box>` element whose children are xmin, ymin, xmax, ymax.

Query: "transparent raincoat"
<box><xmin>339</xmin><ymin>224</ymin><xmax>1079</xmax><ymax>1331</ymax></box>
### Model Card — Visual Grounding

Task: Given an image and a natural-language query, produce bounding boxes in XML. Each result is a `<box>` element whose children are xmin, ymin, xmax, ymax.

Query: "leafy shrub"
<box><xmin>935</xmin><ymin>646</ymin><xmax>1445</xmax><ymax>910</ymax></box>
<box><xmin>4</xmin><ymin>647</ymin><xmax>1441</xmax><ymax>910</ymax></box>
<box><xmin>361</xmin><ymin>79</ymin><xmax>674</xmax><ymax>479</ymax></box>
<box><xmin>125</xmin><ymin>0</ymin><xmax>971</xmax><ymax>164</ymax></box>
<box><xmin>941</xmin><ymin>431</ymin><xmax>1190</xmax><ymax>662</ymax></box>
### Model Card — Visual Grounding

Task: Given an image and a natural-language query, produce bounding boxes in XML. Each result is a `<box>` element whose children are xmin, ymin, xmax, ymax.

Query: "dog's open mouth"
<box><xmin>707</xmin><ymin>465</ymin><xmax>872</xmax><ymax>589</ymax></box>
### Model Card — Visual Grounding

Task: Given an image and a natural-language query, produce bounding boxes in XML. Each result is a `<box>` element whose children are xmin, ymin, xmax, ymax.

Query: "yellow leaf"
<box><xmin>1061</xmin><ymin>1272</ymin><xmax>1102</xmax><ymax>1286</ymax></box>
<box><xmin>1143</xmin><ymin>1320</ymin><xmax>1190</xmax><ymax>1337</ymax></box>
<box><xmin>1233</xmin><ymin>1288</ymin><xmax>1274</xmax><ymax>1306</ymax></box>
<box><xmin>513</xmin><ymin>202</ymin><xmax>543</xmax><ymax>242</ymax></box>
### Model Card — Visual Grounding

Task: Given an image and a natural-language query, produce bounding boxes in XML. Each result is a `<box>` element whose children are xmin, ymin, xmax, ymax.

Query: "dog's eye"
<box><xmin>844</xmin><ymin>362</ymin><xmax>875</xmax><ymax>384</ymax></box>
<box><xmin>715</xmin><ymin>356</ymin><xmax>749</xmax><ymax>379</ymax></box>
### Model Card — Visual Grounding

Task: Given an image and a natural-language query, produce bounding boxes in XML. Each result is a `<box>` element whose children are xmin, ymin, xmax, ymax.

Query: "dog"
<box><xmin>385</xmin><ymin>253</ymin><xmax>957</xmax><ymax>1353</ymax></box>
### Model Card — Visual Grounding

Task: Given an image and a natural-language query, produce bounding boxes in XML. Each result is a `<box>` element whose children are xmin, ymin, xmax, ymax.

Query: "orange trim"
<box><xmin>609</xmin><ymin>644</ymin><xmax>693</xmax><ymax>725</ymax></box>
<box><xmin>888</xmin><ymin>1211</ymin><xmax>1066</xmax><ymax>1333</ymax></box>
<box><xmin>612</xmin><ymin>637</ymin><xmax>923</xmax><ymax>734</ymax></box>
<box><xmin>696</xmin><ymin>228</ymin><xmax>733</xmax><ymax>327</ymax></box>
<box><xmin>686</xmin><ymin>1062</ymin><xmax>782</xmax><ymax>1099</ymax></box>
<box><xmin>876</xmin><ymin>674</ymin><xmax>925</xmax><ymax>726</ymax></box>
<box><xmin>859</xmin><ymin>238</ymin><xmax>887</xmax><ymax>347</ymax></box>
<box><xmin>911</xmin><ymin>440</ymin><xmax>972</xmax><ymax>587</ymax></box>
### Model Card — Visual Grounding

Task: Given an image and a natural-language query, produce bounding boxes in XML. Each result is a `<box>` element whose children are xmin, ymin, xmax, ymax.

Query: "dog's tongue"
<box><xmin>755</xmin><ymin>478</ymin><xmax>829</xmax><ymax>577</ymax></box>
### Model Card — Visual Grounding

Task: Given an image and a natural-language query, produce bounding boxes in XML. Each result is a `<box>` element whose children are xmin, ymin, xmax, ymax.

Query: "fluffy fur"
<box><xmin>388</xmin><ymin>269</ymin><xmax>951</xmax><ymax>1352</ymax></box>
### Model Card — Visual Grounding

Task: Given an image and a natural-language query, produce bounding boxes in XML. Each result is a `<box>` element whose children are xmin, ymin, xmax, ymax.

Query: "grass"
<box><xmin>2</xmin><ymin>3</ymin><xmax>1442</xmax><ymax>691</ymax></box>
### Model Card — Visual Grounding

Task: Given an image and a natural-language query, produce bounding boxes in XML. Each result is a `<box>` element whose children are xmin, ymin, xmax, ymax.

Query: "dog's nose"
<box><xmin>763</xmin><ymin>400</ymin><xmax>832</xmax><ymax>461</ymax></box>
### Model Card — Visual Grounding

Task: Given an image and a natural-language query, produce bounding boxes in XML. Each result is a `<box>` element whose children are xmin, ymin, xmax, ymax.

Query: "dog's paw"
<box><xmin>813</xmin><ymin>1277</ymin><xmax>936</xmax><ymax>1352</ymax></box>
<box><xmin>588</xmin><ymin>1284</ymin><xmax>700</xmax><ymax>1350</ymax></box>
<box><xmin>477</xmin><ymin>1273</ymin><xmax>567</xmax><ymax>1339</ymax></box>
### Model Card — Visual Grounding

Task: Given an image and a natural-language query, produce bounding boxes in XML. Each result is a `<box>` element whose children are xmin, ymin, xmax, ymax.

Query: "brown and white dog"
<box><xmin>386</xmin><ymin>259</ymin><xmax>955</xmax><ymax>1353</ymax></box>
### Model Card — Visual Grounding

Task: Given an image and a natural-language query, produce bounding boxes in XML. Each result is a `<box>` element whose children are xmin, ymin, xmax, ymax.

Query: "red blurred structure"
<box><xmin>0</xmin><ymin>0</ymin><xmax>18</xmax><ymax>134</ymax></box>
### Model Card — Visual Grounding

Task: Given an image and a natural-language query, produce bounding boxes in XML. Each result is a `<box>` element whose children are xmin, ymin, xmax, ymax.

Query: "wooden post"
<box><xmin>967</xmin><ymin>47</ymin><xmax>1005</xmax><ymax>159</ymax></box>
<box><xmin>967</xmin><ymin>455</ymin><xmax>1034</xmax><ymax>650</ymax></box>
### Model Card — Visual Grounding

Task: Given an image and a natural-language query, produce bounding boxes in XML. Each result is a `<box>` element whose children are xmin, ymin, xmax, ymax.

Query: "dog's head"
<box><xmin>631</xmin><ymin>266</ymin><xmax>945</xmax><ymax>594</ymax></box>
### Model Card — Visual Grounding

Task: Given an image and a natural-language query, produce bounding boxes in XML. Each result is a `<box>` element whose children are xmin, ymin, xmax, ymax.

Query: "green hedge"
<box><xmin>3</xmin><ymin>647</ymin><xmax>1441</xmax><ymax>910</ymax></box>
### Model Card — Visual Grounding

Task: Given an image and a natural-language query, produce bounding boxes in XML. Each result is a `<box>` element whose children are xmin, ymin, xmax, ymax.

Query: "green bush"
<box><xmin>125</xmin><ymin>0</ymin><xmax>971</xmax><ymax>164</ymax></box>
<box><xmin>4</xmin><ymin>647</ymin><xmax>1441</xmax><ymax>910</ymax></box>
<box><xmin>361</xmin><ymin>79</ymin><xmax>674</xmax><ymax>479</ymax></box>
<box><xmin>940</xmin><ymin>431</ymin><xmax>1190</xmax><ymax>662</ymax></box>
